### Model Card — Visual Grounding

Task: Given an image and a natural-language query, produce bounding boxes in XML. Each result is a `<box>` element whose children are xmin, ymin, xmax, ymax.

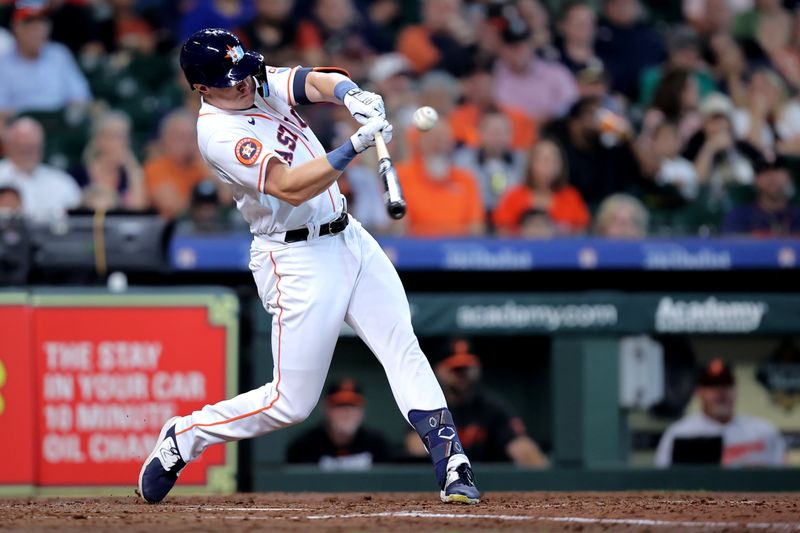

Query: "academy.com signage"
<box><xmin>455</xmin><ymin>301</ymin><xmax>619</xmax><ymax>331</ymax></box>
<box><xmin>409</xmin><ymin>293</ymin><xmax>795</xmax><ymax>336</ymax></box>
<box><xmin>655</xmin><ymin>297</ymin><xmax>768</xmax><ymax>333</ymax></box>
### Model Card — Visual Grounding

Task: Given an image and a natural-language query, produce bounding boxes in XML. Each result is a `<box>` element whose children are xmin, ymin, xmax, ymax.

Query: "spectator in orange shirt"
<box><xmin>144</xmin><ymin>110</ymin><xmax>213</xmax><ymax>220</ymax></box>
<box><xmin>396</xmin><ymin>121</ymin><xmax>486</xmax><ymax>236</ymax></box>
<box><xmin>396</xmin><ymin>0</ymin><xmax>475</xmax><ymax>76</ymax></box>
<box><xmin>450</xmin><ymin>60</ymin><xmax>537</xmax><ymax>151</ymax></box>
<box><xmin>493</xmin><ymin>138</ymin><xmax>590</xmax><ymax>235</ymax></box>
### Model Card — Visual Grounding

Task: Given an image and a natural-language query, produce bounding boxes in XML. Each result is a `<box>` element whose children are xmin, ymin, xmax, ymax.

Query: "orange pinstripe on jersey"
<box><xmin>176</xmin><ymin>251</ymin><xmax>285</xmax><ymax>437</ymax></box>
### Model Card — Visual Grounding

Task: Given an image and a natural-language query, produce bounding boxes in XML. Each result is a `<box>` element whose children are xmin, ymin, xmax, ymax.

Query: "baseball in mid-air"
<box><xmin>413</xmin><ymin>106</ymin><xmax>438</xmax><ymax>131</ymax></box>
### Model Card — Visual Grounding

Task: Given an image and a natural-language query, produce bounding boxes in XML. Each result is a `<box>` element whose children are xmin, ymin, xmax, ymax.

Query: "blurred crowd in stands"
<box><xmin>0</xmin><ymin>0</ymin><xmax>799</xmax><ymax>237</ymax></box>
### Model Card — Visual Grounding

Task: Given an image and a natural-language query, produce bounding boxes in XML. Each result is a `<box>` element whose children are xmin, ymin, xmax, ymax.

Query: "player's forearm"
<box><xmin>265</xmin><ymin>156</ymin><xmax>343</xmax><ymax>206</ymax></box>
<box><xmin>305</xmin><ymin>71</ymin><xmax>352</xmax><ymax>104</ymax></box>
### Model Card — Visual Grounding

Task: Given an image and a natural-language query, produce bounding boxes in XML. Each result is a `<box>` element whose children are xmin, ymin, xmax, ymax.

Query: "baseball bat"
<box><xmin>374</xmin><ymin>132</ymin><xmax>406</xmax><ymax>219</ymax></box>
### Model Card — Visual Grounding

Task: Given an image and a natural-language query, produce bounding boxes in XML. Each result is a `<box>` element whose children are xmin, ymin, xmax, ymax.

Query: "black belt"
<box><xmin>284</xmin><ymin>212</ymin><xmax>349</xmax><ymax>243</ymax></box>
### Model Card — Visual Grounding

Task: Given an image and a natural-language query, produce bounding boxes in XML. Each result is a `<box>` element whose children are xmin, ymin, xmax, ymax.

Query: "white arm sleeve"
<box><xmin>262</xmin><ymin>66</ymin><xmax>302</xmax><ymax>106</ymax></box>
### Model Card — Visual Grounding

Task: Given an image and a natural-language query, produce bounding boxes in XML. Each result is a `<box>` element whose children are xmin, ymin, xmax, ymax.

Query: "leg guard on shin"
<box><xmin>408</xmin><ymin>408</ymin><xmax>467</xmax><ymax>488</ymax></box>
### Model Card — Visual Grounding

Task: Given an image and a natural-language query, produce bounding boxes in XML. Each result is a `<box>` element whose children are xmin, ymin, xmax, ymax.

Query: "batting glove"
<box><xmin>343</xmin><ymin>88</ymin><xmax>386</xmax><ymax>125</ymax></box>
<box><xmin>350</xmin><ymin>117</ymin><xmax>393</xmax><ymax>153</ymax></box>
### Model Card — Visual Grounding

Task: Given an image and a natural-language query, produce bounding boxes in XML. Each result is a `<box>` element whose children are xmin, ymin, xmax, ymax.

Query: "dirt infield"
<box><xmin>2</xmin><ymin>492</ymin><xmax>799</xmax><ymax>532</ymax></box>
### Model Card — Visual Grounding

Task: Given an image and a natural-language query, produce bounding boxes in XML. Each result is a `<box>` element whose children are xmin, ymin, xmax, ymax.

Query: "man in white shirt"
<box><xmin>0</xmin><ymin>6</ymin><xmax>91</xmax><ymax>121</ymax></box>
<box><xmin>0</xmin><ymin>117</ymin><xmax>81</xmax><ymax>222</ymax></box>
<box><xmin>656</xmin><ymin>358</ymin><xmax>786</xmax><ymax>467</ymax></box>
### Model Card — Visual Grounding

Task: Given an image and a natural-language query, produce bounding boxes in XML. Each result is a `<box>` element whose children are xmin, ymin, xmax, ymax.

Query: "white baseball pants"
<box><xmin>174</xmin><ymin>217</ymin><xmax>446</xmax><ymax>461</ymax></box>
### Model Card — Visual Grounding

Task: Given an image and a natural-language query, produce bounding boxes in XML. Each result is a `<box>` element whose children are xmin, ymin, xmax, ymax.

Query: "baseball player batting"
<box><xmin>138</xmin><ymin>28</ymin><xmax>479</xmax><ymax>505</ymax></box>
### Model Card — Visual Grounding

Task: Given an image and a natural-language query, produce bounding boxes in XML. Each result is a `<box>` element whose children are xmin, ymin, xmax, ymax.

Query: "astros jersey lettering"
<box><xmin>197</xmin><ymin>66</ymin><xmax>342</xmax><ymax>237</ymax></box>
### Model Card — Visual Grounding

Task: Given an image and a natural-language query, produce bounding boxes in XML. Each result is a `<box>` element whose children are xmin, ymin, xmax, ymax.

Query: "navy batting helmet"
<box><xmin>180</xmin><ymin>28</ymin><xmax>263</xmax><ymax>89</ymax></box>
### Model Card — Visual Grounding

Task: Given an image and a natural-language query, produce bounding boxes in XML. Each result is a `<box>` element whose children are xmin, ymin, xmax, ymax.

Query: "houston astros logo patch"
<box><xmin>235</xmin><ymin>137</ymin><xmax>262</xmax><ymax>165</ymax></box>
<box><xmin>225</xmin><ymin>44</ymin><xmax>245</xmax><ymax>64</ymax></box>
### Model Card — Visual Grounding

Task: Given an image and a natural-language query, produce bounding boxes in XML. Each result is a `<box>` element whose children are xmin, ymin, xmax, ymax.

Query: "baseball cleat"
<box><xmin>138</xmin><ymin>417</ymin><xmax>186</xmax><ymax>503</ymax></box>
<box><xmin>440</xmin><ymin>463</ymin><xmax>480</xmax><ymax>504</ymax></box>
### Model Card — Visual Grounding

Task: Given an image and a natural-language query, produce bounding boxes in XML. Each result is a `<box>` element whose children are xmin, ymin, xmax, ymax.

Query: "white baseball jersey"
<box><xmin>196</xmin><ymin>66</ymin><xmax>343</xmax><ymax>237</ymax></box>
<box><xmin>655</xmin><ymin>413</ymin><xmax>786</xmax><ymax>467</ymax></box>
<box><xmin>173</xmin><ymin>66</ymin><xmax>448</xmax><ymax>464</ymax></box>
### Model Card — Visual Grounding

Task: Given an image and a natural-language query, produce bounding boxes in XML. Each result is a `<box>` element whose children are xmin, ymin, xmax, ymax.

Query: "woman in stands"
<box><xmin>492</xmin><ymin>138</ymin><xmax>589</xmax><ymax>236</ymax></box>
<box><xmin>70</xmin><ymin>111</ymin><xmax>146</xmax><ymax>211</ymax></box>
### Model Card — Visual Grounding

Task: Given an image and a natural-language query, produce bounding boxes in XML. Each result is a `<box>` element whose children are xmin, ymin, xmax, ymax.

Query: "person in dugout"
<box><xmin>287</xmin><ymin>378</ymin><xmax>392</xmax><ymax>470</ymax></box>
<box><xmin>404</xmin><ymin>338</ymin><xmax>549</xmax><ymax>467</ymax></box>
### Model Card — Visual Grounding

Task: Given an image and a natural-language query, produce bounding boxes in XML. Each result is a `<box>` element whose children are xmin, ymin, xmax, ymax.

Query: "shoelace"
<box><xmin>452</xmin><ymin>464</ymin><xmax>476</xmax><ymax>487</ymax></box>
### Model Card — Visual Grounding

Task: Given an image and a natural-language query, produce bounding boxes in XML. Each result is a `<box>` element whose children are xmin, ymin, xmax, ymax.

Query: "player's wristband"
<box><xmin>333</xmin><ymin>79</ymin><xmax>359</xmax><ymax>102</ymax></box>
<box><xmin>326</xmin><ymin>140</ymin><xmax>357</xmax><ymax>171</ymax></box>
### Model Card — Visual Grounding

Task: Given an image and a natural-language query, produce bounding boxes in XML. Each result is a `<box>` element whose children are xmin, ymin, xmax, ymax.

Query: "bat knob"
<box><xmin>387</xmin><ymin>201</ymin><xmax>406</xmax><ymax>219</ymax></box>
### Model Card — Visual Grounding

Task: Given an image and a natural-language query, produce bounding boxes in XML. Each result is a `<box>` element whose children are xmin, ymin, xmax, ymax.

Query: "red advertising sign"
<box><xmin>0</xmin><ymin>302</ymin><xmax>35</xmax><ymax>485</ymax></box>
<box><xmin>33</xmin><ymin>305</ymin><xmax>232</xmax><ymax>486</ymax></box>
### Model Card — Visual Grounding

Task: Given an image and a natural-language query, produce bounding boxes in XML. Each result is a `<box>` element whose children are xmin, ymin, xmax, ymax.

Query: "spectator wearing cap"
<box><xmin>639</xmin><ymin>25</ymin><xmax>717</xmax><ymax>108</ymax></box>
<box><xmin>493</xmin><ymin>15</ymin><xmax>578</xmax><ymax>123</ymax></box>
<box><xmin>404</xmin><ymin>339</ymin><xmax>548</xmax><ymax>466</ymax></box>
<box><xmin>144</xmin><ymin>110</ymin><xmax>213</xmax><ymax>220</ymax></box>
<box><xmin>179</xmin><ymin>179</ymin><xmax>236</xmax><ymax>233</ymax></box>
<box><xmin>594</xmin><ymin>0</ymin><xmax>666</xmax><ymax>100</ymax></box>
<box><xmin>396</xmin><ymin>120</ymin><xmax>485</xmax><ymax>236</ymax></box>
<box><xmin>0</xmin><ymin>5</ymin><xmax>91</xmax><ymax>122</ymax></box>
<box><xmin>0</xmin><ymin>117</ymin><xmax>81</xmax><ymax>222</ymax></box>
<box><xmin>722</xmin><ymin>156</ymin><xmax>800</xmax><ymax>235</ymax></box>
<box><xmin>574</xmin><ymin>60</ymin><xmax>626</xmax><ymax>117</ymax></box>
<box><xmin>287</xmin><ymin>378</ymin><xmax>391</xmax><ymax>470</ymax></box>
<box><xmin>655</xmin><ymin>358</ymin><xmax>786</xmax><ymax>467</ymax></box>
<box><xmin>395</xmin><ymin>0</ymin><xmax>475</xmax><ymax>77</ymax></box>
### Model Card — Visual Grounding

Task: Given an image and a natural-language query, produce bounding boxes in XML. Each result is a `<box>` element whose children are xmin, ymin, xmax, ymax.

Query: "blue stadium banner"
<box><xmin>170</xmin><ymin>234</ymin><xmax>800</xmax><ymax>272</ymax></box>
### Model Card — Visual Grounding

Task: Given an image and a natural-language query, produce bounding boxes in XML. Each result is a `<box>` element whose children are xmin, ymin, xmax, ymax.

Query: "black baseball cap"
<box><xmin>325</xmin><ymin>378</ymin><xmax>365</xmax><ymax>407</ymax></box>
<box><xmin>436</xmin><ymin>338</ymin><xmax>481</xmax><ymax>370</ymax></box>
<box><xmin>191</xmin><ymin>180</ymin><xmax>219</xmax><ymax>205</ymax></box>
<box><xmin>753</xmin><ymin>154</ymin><xmax>790</xmax><ymax>175</ymax></box>
<box><xmin>697</xmin><ymin>358</ymin><xmax>735</xmax><ymax>387</ymax></box>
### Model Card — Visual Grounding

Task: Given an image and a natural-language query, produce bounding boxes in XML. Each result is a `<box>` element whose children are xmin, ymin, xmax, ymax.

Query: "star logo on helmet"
<box><xmin>225</xmin><ymin>44</ymin><xmax>245</xmax><ymax>64</ymax></box>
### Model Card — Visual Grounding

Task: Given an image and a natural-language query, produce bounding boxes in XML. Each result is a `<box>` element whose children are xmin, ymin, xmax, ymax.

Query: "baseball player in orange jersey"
<box><xmin>138</xmin><ymin>28</ymin><xmax>480</xmax><ymax>505</ymax></box>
